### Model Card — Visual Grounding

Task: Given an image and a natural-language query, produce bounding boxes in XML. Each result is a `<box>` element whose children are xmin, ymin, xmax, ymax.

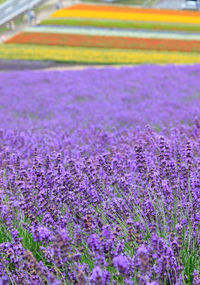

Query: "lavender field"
<box><xmin>0</xmin><ymin>65</ymin><xmax>200</xmax><ymax>284</ymax></box>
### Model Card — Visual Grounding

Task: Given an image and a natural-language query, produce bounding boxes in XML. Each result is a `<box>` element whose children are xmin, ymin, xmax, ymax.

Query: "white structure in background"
<box><xmin>0</xmin><ymin>0</ymin><xmax>44</xmax><ymax>27</ymax></box>
<box><xmin>55</xmin><ymin>0</ymin><xmax>63</xmax><ymax>9</ymax></box>
<box><xmin>181</xmin><ymin>0</ymin><xmax>200</xmax><ymax>10</ymax></box>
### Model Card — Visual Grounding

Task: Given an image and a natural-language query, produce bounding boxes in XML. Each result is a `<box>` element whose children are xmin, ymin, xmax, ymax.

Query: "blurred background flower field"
<box><xmin>2</xmin><ymin>3</ymin><xmax>200</xmax><ymax>64</ymax></box>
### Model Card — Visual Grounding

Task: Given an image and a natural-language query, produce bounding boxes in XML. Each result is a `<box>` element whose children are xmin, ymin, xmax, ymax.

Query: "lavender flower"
<box><xmin>113</xmin><ymin>254</ymin><xmax>130</xmax><ymax>276</ymax></box>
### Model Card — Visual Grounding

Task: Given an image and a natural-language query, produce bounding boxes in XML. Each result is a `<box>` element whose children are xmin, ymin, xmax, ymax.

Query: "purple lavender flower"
<box><xmin>193</xmin><ymin>270</ymin><xmax>200</xmax><ymax>285</ymax></box>
<box><xmin>0</xmin><ymin>275</ymin><xmax>9</xmax><ymax>285</ymax></box>
<box><xmin>90</xmin><ymin>266</ymin><xmax>103</xmax><ymax>285</ymax></box>
<box><xmin>113</xmin><ymin>254</ymin><xmax>130</xmax><ymax>275</ymax></box>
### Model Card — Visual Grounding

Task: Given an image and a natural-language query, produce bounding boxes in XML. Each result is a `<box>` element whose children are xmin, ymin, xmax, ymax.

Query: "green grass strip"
<box><xmin>41</xmin><ymin>18</ymin><xmax>200</xmax><ymax>33</ymax></box>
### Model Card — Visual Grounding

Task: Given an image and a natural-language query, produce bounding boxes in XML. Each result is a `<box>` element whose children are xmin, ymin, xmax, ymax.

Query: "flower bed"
<box><xmin>1</xmin><ymin>44</ymin><xmax>200</xmax><ymax>64</ymax></box>
<box><xmin>6</xmin><ymin>31</ymin><xmax>200</xmax><ymax>53</ymax></box>
<box><xmin>0</xmin><ymin>65</ymin><xmax>200</xmax><ymax>284</ymax></box>
<box><xmin>63</xmin><ymin>3</ymin><xmax>200</xmax><ymax>17</ymax></box>
<box><xmin>52</xmin><ymin>4</ymin><xmax>200</xmax><ymax>24</ymax></box>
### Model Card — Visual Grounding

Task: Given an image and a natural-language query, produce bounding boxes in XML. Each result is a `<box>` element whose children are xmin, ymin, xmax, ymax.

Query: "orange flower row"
<box><xmin>6</xmin><ymin>32</ymin><xmax>200</xmax><ymax>53</ymax></box>
<box><xmin>64</xmin><ymin>3</ymin><xmax>200</xmax><ymax>17</ymax></box>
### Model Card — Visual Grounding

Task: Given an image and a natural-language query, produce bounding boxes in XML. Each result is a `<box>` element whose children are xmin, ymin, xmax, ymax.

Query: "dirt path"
<box><xmin>43</xmin><ymin>64</ymin><xmax>128</xmax><ymax>71</ymax></box>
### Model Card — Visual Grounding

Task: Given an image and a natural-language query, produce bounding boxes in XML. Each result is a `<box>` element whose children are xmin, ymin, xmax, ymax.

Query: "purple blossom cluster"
<box><xmin>0</xmin><ymin>65</ymin><xmax>200</xmax><ymax>284</ymax></box>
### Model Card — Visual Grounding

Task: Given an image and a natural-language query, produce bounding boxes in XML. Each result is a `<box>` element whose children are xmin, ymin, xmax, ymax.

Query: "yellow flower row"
<box><xmin>51</xmin><ymin>9</ymin><xmax>200</xmax><ymax>25</ymax></box>
<box><xmin>1</xmin><ymin>44</ymin><xmax>200</xmax><ymax>64</ymax></box>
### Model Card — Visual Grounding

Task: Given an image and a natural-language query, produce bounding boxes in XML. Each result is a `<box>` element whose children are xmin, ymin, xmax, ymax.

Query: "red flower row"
<box><xmin>6</xmin><ymin>32</ymin><xmax>200</xmax><ymax>53</ymax></box>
